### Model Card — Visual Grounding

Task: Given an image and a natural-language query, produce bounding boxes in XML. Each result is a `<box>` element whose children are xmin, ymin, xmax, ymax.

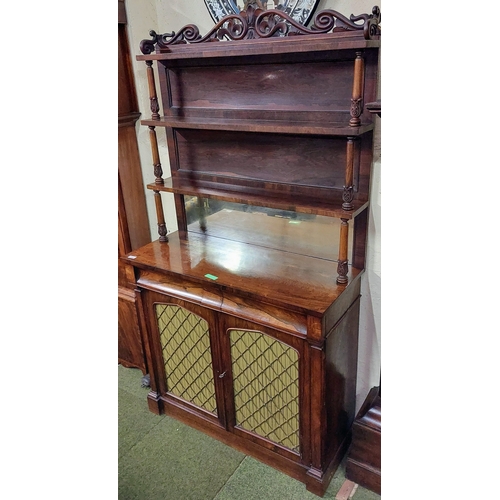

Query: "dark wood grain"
<box><xmin>124</xmin><ymin>229</ymin><xmax>360</xmax><ymax>316</ymax></box>
<box><xmin>165</xmin><ymin>59</ymin><xmax>354</xmax><ymax>115</ymax></box>
<box><xmin>118</xmin><ymin>6</ymin><xmax>151</xmax><ymax>373</ymax></box>
<box><xmin>173</xmin><ymin>129</ymin><xmax>348</xmax><ymax>187</ymax></box>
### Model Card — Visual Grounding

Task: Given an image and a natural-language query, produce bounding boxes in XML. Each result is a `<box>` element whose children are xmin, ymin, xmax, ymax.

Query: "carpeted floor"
<box><xmin>118</xmin><ymin>365</ymin><xmax>381</xmax><ymax>500</ymax></box>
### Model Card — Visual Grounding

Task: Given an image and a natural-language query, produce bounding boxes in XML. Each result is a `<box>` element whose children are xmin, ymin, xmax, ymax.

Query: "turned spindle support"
<box><xmin>349</xmin><ymin>51</ymin><xmax>365</xmax><ymax>127</ymax></box>
<box><xmin>153</xmin><ymin>190</ymin><xmax>169</xmax><ymax>243</ymax></box>
<box><xmin>342</xmin><ymin>137</ymin><xmax>357</xmax><ymax>211</ymax></box>
<box><xmin>146</xmin><ymin>60</ymin><xmax>160</xmax><ymax>120</ymax></box>
<box><xmin>337</xmin><ymin>218</ymin><xmax>349</xmax><ymax>284</ymax></box>
<box><xmin>148</xmin><ymin>126</ymin><xmax>164</xmax><ymax>185</ymax></box>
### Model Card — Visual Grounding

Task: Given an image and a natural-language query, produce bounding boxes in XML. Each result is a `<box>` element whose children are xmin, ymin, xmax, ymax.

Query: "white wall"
<box><xmin>125</xmin><ymin>0</ymin><xmax>381</xmax><ymax>413</ymax></box>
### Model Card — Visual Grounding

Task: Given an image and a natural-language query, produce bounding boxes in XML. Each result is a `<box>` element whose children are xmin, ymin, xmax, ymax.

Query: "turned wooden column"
<box><xmin>146</xmin><ymin>60</ymin><xmax>160</xmax><ymax>119</ymax></box>
<box><xmin>145</xmin><ymin>60</ymin><xmax>164</xmax><ymax>186</ymax></box>
<box><xmin>337</xmin><ymin>218</ymin><xmax>349</xmax><ymax>284</ymax></box>
<box><xmin>349</xmin><ymin>52</ymin><xmax>365</xmax><ymax>127</ymax></box>
<box><xmin>342</xmin><ymin>137</ymin><xmax>357</xmax><ymax>211</ymax></box>
<box><xmin>148</xmin><ymin>125</ymin><xmax>164</xmax><ymax>185</ymax></box>
<box><xmin>153</xmin><ymin>190</ymin><xmax>169</xmax><ymax>242</ymax></box>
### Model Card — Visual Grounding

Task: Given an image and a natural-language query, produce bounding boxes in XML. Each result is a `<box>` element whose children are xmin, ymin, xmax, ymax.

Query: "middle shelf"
<box><xmin>148</xmin><ymin>178</ymin><xmax>368</xmax><ymax>219</ymax></box>
<box><xmin>141</xmin><ymin>116</ymin><xmax>375</xmax><ymax>137</ymax></box>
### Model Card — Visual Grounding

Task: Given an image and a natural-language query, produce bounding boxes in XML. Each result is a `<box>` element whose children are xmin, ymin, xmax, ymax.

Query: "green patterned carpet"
<box><xmin>118</xmin><ymin>365</ymin><xmax>381</xmax><ymax>500</ymax></box>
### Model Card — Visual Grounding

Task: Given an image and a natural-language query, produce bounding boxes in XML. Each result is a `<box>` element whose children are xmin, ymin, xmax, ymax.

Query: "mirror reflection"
<box><xmin>184</xmin><ymin>196</ymin><xmax>352</xmax><ymax>262</ymax></box>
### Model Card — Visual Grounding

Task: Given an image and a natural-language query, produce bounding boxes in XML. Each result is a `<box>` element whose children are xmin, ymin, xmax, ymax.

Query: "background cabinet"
<box><xmin>118</xmin><ymin>0</ymin><xmax>151</xmax><ymax>372</ymax></box>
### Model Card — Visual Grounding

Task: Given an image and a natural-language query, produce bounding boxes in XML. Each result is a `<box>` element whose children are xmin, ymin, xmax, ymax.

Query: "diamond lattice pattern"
<box><xmin>156</xmin><ymin>304</ymin><xmax>217</xmax><ymax>415</ymax></box>
<box><xmin>230</xmin><ymin>329</ymin><xmax>300</xmax><ymax>453</ymax></box>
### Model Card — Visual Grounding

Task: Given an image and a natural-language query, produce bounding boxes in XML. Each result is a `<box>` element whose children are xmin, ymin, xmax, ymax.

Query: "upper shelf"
<box><xmin>136</xmin><ymin>33</ymin><xmax>380</xmax><ymax>62</ymax></box>
<box><xmin>141</xmin><ymin>116</ymin><xmax>374</xmax><ymax>137</ymax></box>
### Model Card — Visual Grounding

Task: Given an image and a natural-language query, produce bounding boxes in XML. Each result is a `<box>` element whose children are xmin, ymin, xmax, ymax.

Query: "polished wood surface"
<box><xmin>124</xmin><ymin>212</ymin><xmax>360</xmax><ymax>316</ymax></box>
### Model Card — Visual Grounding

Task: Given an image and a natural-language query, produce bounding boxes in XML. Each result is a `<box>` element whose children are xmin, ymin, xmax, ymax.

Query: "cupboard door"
<box><xmin>219</xmin><ymin>318</ymin><xmax>303</xmax><ymax>459</ymax></box>
<box><xmin>154</xmin><ymin>302</ymin><xmax>219</xmax><ymax>417</ymax></box>
<box><xmin>229</xmin><ymin>329</ymin><xmax>300</xmax><ymax>452</ymax></box>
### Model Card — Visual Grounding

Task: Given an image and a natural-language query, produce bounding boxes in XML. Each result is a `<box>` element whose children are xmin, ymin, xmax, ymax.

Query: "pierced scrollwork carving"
<box><xmin>139</xmin><ymin>5</ymin><xmax>380</xmax><ymax>53</ymax></box>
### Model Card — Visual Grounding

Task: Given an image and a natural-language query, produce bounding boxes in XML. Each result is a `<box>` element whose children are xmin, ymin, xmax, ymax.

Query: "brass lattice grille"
<box><xmin>229</xmin><ymin>329</ymin><xmax>300</xmax><ymax>453</ymax></box>
<box><xmin>156</xmin><ymin>304</ymin><xmax>217</xmax><ymax>415</ymax></box>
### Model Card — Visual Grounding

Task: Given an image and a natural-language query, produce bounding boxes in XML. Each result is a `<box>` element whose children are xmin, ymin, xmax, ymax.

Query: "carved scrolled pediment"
<box><xmin>139</xmin><ymin>5</ymin><xmax>381</xmax><ymax>54</ymax></box>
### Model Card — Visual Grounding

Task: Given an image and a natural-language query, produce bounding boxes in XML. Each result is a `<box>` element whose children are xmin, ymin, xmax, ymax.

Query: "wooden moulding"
<box><xmin>136</xmin><ymin>268</ymin><xmax>308</xmax><ymax>338</ymax></box>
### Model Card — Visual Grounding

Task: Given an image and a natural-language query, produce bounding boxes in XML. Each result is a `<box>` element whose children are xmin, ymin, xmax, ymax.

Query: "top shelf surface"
<box><xmin>136</xmin><ymin>31</ymin><xmax>380</xmax><ymax>62</ymax></box>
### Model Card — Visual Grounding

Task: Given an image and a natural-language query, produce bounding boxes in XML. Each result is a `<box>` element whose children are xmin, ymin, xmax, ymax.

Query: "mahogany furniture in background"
<box><xmin>122</xmin><ymin>4</ymin><xmax>380</xmax><ymax>496</ymax></box>
<box><xmin>345</xmin><ymin>385</ymin><xmax>381</xmax><ymax>494</ymax></box>
<box><xmin>345</xmin><ymin>99</ymin><xmax>381</xmax><ymax>495</ymax></box>
<box><xmin>118</xmin><ymin>0</ymin><xmax>151</xmax><ymax>373</ymax></box>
